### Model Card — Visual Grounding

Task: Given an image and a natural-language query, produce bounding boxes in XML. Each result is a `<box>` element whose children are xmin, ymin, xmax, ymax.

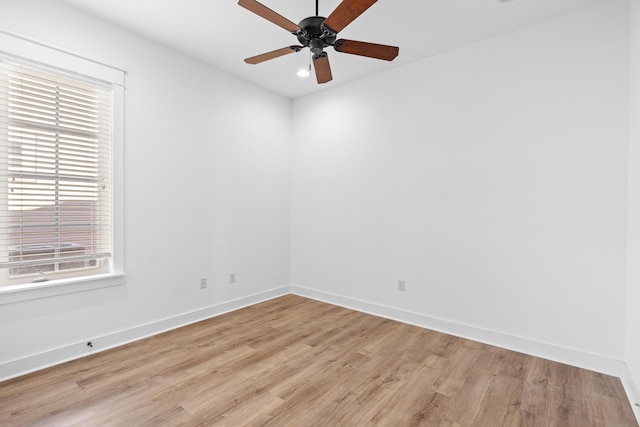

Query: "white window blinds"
<box><xmin>0</xmin><ymin>58</ymin><xmax>113</xmax><ymax>283</ymax></box>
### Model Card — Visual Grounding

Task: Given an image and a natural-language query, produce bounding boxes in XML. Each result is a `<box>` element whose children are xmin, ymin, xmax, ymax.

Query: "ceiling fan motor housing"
<box><xmin>297</xmin><ymin>16</ymin><xmax>336</xmax><ymax>53</ymax></box>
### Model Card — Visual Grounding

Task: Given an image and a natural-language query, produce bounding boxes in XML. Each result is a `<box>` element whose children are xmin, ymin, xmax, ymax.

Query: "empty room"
<box><xmin>1</xmin><ymin>0</ymin><xmax>640</xmax><ymax>425</ymax></box>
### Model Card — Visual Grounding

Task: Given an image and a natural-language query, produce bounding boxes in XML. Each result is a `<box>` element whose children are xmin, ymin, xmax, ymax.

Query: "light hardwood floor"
<box><xmin>0</xmin><ymin>295</ymin><xmax>637</xmax><ymax>426</ymax></box>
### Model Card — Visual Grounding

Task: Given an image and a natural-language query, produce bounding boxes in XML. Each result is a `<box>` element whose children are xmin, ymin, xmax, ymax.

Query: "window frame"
<box><xmin>0</xmin><ymin>30</ymin><xmax>125</xmax><ymax>304</ymax></box>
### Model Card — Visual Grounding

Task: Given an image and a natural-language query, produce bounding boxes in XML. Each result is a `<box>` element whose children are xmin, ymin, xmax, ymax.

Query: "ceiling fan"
<box><xmin>238</xmin><ymin>0</ymin><xmax>399</xmax><ymax>84</ymax></box>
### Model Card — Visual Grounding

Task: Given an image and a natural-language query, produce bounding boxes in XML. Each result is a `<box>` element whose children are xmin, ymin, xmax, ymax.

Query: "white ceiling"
<box><xmin>56</xmin><ymin>0</ymin><xmax>607</xmax><ymax>99</ymax></box>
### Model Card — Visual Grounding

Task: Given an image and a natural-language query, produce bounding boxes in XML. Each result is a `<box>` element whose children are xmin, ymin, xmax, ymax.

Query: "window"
<box><xmin>0</xmin><ymin>62</ymin><xmax>112</xmax><ymax>284</ymax></box>
<box><xmin>0</xmin><ymin>31</ymin><xmax>125</xmax><ymax>301</ymax></box>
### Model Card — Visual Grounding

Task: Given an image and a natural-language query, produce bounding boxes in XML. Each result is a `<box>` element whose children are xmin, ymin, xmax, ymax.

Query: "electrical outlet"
<box><xmin>230</xmin><ymin>272</ymin><xmax>236</xmax><ymax>284</ymax></box>
<box><xmin>200</xmin><ymin>278</ymin><xmax>207</xmax><ymax>289</ymax></box>
<box><xmin>398</xmin><ymin>280</ymin><xmax>406</xmax><ymax>292</ymax></box>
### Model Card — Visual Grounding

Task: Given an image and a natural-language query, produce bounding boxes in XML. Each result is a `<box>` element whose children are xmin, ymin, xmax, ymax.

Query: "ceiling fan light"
<box><xmin>297</xmin><ymin>68</ymin><xmax>310</xmax><ymax>77</ymax></box>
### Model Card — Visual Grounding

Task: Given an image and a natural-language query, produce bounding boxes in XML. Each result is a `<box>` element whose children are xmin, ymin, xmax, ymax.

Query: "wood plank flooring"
<box><xmin>0</xmin><ymin>295</ymin><xmax>637</xmax><ymax>426</ymax></box>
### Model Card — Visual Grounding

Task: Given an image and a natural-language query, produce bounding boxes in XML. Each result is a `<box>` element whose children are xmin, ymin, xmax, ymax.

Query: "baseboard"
<box><xmin>621</xmin><ymin>362</ymin><xmax>640</xmax><ymax>424</ymax></box>
<box><xmin>290</xmin><ymin>285</ymin><xmax>624</xmax><ymax>377</ymax></box>
<box><xmin>0</xmin><ymin>286</ymin><xmax>290</xmax><ymax>382</ymax></box>
<box><xmin>1</xmin><ymin>284</ymin><xmax>630</xmax><ymax>394</ymax></box>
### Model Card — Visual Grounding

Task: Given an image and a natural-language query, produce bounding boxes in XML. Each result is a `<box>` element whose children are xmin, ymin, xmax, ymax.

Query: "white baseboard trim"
<box><xmin>0</xmin><ymin>286</ymin><xmax>290</xmax><ymax>382</ymax></box>
<box><xmin>621</xmin><ymin>362</ymin><xmax>640</xmax><ymax>424</ymax></box>
<box><xmin>290</xmin><ymin>285</ymin><xmax>624</xmax><ymax>377</ymax></box>
<box><xmin>3</xmin><ymin>282</ymin><xmax>635</xmax><ymax>419</ymax></box>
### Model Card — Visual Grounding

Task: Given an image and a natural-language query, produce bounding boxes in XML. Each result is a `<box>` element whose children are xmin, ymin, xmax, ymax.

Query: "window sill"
<box><xmin>0</xmin><ymin>272</ymin><xmax>126</xmax><ymax>305</ymax></box>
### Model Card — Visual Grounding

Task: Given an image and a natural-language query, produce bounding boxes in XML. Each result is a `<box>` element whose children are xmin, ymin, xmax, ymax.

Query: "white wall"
<box><xmin>292</xmin><ymin>0</ymin><xmax>630</xmax><ymax>371</ymax></box>
<box><xmin>626</xmin><ymin>0</ymin><xmax>640</xmax><ymax>413</ymax></box>
<box><xmin>0</xmin><ymin>0</ymin><xmax>292</xmax><ymax>377</ymax></box>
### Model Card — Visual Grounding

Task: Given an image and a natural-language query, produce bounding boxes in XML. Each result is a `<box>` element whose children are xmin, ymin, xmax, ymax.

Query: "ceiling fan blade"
<box><xmin>323</xmin><ymin>0</ymin><xmax>377</xmax><ymax>34</ymax></box>
<box><xmin>334</xmin><ymin>39</ymin><xmax>399</xmax><ymax>61</ymax></box>
<box><xmin>313</xmin><ymin>53</ymin><xmax>333</xmax><ymax>84</ymax></box>
<box><xmin>238</xmin><ymin>0</ymin><xmax>301</xmax><ymax>33</ymax></box>
<box><xmin>244</xmin><ymin>46</ymin><xmax>303</xmax><ymax>64</ymax></box>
